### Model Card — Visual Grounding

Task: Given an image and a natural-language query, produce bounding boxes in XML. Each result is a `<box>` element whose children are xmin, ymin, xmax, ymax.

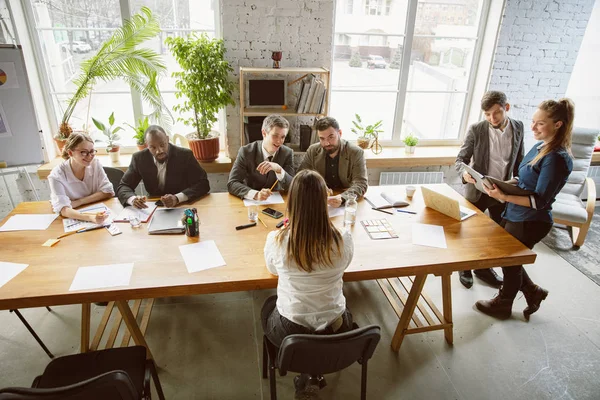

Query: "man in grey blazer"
<box><xmin>228</xmin><ymin>115</ymin><xmax>294</xmax><ymax>200</ymax></box>
<box><xmin>298</xmin><ymin>117</ymin><xmax>368</xmax><ymax>208</ymax></box>
<box><xmin>455</xmin><ymin>91</ymin><xmax>524</xmax><ymax>289</ymax></box>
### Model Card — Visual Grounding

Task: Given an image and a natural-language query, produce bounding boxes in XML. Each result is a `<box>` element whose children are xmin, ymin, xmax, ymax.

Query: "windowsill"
<box><xmin>592</xmin><ymin>151</ymin><xmax>600</xmax><ymax>164</ymax></box>
<box><xmin>364</xmin><ymin>146</ymin><xmax>460</xmax><ymax>168</ymax></box>
<box><xmin>37</xmin><ymin>151</ymin><xmax>233</xmax><ymax>179</ymax></box>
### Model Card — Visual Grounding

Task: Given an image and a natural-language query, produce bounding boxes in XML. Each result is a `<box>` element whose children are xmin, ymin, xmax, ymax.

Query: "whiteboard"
<box><xmin>0</xmin><ymin>45</ymin><xmax>44</xmax><ymax>167</ymax></box>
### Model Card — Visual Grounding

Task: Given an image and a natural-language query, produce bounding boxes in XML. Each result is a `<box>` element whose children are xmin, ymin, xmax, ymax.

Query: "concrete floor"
<box><xmin>1</xmin><ymin>241</ymin><xmax>600</xmax><ymax>399</ymax></box>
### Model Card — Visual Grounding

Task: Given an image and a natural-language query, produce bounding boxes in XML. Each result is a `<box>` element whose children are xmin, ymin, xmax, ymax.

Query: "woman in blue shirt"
<box><xmin>476</xmin><ymin>98</ymin><xmax>574</xmax><ymax>320</ymax></box>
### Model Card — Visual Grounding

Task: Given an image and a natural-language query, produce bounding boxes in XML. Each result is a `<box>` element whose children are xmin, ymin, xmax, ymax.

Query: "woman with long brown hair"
<box><xmin>48</xmin><ymin>132</ymin><xmax>113</xmax><ymax>224</ymax></box>
<box><xmin>262</xmin><ymin>169</ymin><xmax>354</xmax><ymax>396</ymax></box>
<box><xmin>476</xmin><ymin>98</ymin><xmax>575</xmax><ymax>320</ymax></box>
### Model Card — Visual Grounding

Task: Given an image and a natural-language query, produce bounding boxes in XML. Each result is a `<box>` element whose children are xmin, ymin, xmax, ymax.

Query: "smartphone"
<box><xmin>262</xmin><ymin>207</ymin><xmax>284</xmax><ymax>219</ymax></box>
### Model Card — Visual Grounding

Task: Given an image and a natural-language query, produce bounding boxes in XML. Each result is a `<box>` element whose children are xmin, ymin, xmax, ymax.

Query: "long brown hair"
<box><xmin>530</xmin><ymin>98</ymin><xmax>574</xmax><ymax>166</ymax></box>
<box><xmin>61</xmin><ymin>132</ymin><xmax>94</xmax><ymax>160</ymax></box>
<box><xmin>277</xmin><ymin>170</ymin><xmax>343</xmax><ymax>272</ymax></box>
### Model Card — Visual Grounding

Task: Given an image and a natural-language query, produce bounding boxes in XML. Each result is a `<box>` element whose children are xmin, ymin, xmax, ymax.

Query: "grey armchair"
<box><xmin>551</xmin><ymin>127</ymin><xmax>598</xmax><ymax>247</ymax></box>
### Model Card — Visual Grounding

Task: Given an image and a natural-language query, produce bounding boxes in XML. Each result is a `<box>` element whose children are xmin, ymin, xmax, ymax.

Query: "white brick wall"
<box><xmin>489</xmin><ymin>0</ymin><xmax>595</xmax><ymax>149</ymax></box>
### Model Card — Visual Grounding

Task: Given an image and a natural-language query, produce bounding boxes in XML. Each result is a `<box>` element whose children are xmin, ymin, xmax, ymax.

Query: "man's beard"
<box><xmin>155</xmin><ymin>155</ymin><xmax>168</xmax><ymax>164</ymax></box>
<box><xmin>491</xmin><ymin>119</ymin><xmax>507</xmax><ymax>130</ymax></box>
<box><xmin>325</xmin><ymin>143</ymin><xmax>340</xmax><ymax>155</ymax></box>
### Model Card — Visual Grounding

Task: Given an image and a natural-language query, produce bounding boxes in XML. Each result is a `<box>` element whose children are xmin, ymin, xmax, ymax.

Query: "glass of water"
<box><xmin>129</xmin><ymin>216</ymin><xmax>141</xmax><ymax>228</ymax></box>
<box><xmin>248</xmin><ymin>205</ymin><xmax>259</xmax><ymax>222</ymax></box>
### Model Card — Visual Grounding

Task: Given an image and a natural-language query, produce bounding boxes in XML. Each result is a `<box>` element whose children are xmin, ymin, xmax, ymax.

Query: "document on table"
<box><xmin>328</xmin><ymin>206</ymin><xmax>345</xmax><ymax>218</ymax></box>
<box><xmin>114</xmin><ymin>204</ymin><xmax>157</xmax><ymax>223</ymax></box>
<box><xmin>0</xmin><ymin>262</ymin><xmax>28</xmax><ymax>288</ymax></box>
<box><xmin>0</xmin><ymin>214</ymin><xmax>58</xmax><ymax>232</ymax></box>
<box><xmin>412</xmin><ymin>223</ymin><xmax>447</xmax><ymax>249</ymax></box>
<box><xmin>179</xmin><ymin>240</ymin><xmax>226</xmax><ymax>273</ymax></box>
<box><xmin>69</xmin><ymin>263</ymin><xmax>134</xmax><ymax>291</ymax></box>
<box><xmin>63</xmin><ymin>203</ymin><xmax>112</xmax><ymax>232</ymax></box>
<box><xmin>243</xmin><ymin>192</ymin><xmax>285</xmax><ymax>206</ymax></box>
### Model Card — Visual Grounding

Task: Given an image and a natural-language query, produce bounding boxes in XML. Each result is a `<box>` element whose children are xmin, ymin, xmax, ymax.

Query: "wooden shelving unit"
<box><xmin>239</xmin><ymin>66</ymin><xmax>331</xmax><ymax>146</ymax></box>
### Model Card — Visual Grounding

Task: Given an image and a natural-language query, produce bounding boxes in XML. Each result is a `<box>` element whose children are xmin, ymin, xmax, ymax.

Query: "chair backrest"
<box><xmin>0</xmin><ymin>370</ymin><xmax>137</xmax><ymax>400</ymax></box>
<box><xmin>103</xmin><ymin>167</ymin><xmax>125</xmax><ymax>197</ymax></box>
<box><xmin>277</xmin><ymin>325</ymin><xmax>381</xmax><ymax>376</ymax></box>
<box><xmin>561</xmin><ymin>127</ymin><xmax>599</xmax><ymax>197</ymax></box>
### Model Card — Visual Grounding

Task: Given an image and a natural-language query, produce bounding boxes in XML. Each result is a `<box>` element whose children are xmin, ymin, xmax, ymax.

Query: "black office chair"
<box><xmin>9</xmin><ymin>308</ymin><xmax>54</xmax><ymax>359</ymax></box>
<box><xmin>103</xmin><ymin>167</ymin><xmax>125</xmax><ymax>194</ymax></box>
<box><xmin>0</xmin><ymin>346</ymin><xmax>165</xmax><ymax>400</ymax></box>
<box><xmin>262</xmin><ymin>325</ymin><xmax>381</xmax><ymax>400</ymax></box>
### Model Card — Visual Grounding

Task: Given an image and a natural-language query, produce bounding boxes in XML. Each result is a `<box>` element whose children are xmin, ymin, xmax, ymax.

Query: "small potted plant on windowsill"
<box><xmin>93</xmin><ymin>112</ymin><xmax>123</xmax><ymax>163</ymax></box>
<box><xmin>165</xmin><ymin>33</ymin><xmax>235</xmax><ymax>161</ymax></box>
<box><xmin>403</xmin><ymin>133</ymin><xmax>419</xmax><ymax>154</ymax></box>
<box><xmin>126</xmin><ymin>116</ymin><xmax>150</xmax><ymax>151</ymax></box>
<box><xmin>351</xmin><ymin>113</ymin><xmax>383</xmax><ymax>151</ymax></box>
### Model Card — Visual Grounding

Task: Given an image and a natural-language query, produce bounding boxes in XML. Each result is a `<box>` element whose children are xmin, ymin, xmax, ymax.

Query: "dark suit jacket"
<box><xmin>455</xmin><ymin>118</ymin><xmax>524</xmax><ymax>203</ymax></box>
<box><xmin>117</xmin><ymin>144</ymin><xmax>210</xmax><ymax>205</ymax></box>
<box><xmin>298</xmin><ymin>139</ymin><xmax>368</xmax><ymax>197</ymax></box>
<box><xmin>227</xmin><ymin>141</ymin><xmax>294</xmax><ymax>199</ymax></box>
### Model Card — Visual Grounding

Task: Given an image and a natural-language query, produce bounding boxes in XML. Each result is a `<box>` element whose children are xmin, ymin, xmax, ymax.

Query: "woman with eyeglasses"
<box><xmin>48</xmin><ymin>132</ymin><xmax>114</xmax><ymax>223</ymax></box>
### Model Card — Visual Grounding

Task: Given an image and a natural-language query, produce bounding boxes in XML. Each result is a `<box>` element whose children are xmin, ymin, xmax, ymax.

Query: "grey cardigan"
<box><xmin>455</xmin><ymin>118</ymin><xmax>524</xmax><ymax>203</ymax></box>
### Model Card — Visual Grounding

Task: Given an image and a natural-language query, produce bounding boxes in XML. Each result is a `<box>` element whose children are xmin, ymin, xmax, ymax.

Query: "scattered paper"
<box><xmin>63</xmin><ymin>203</ymin><xmax>112</xmax><ymax>232</ymax></box>
<box><xmin>328</xmin><ymin>206</ymin><xmax>345</xmax><ymax>218</ymax></box>
<box><xmin>243</xmin><ymin>192</ymin><xmax>285</xmax><ymax>206</ymax></box>
<box><xmin>0</xmin><ymin>214</ymin><xmax>58</xmax><ymax>232</ymax></box>
<box><xmin>179</xmin><ymin>240</ymin><xmax>226</xmax><ymax>273</ymax></box>
<box><xmin>412</xmin><ymin>223</ymin><xmax>447</xmax><ymax>249</ymax></box>
<box><xmin>69</xmin><ymin>263</ymin><xmax>134</xmax><ymax>291</ymax></box>
<box><xmin>114</xmin><ymin>204</ymin><xmax>157</xmax><ymax>223</ymax></box>
<box><xmin>0</xmin><ymin>261</ymin><xmax>28</xmax><ymax>288</ymax></box>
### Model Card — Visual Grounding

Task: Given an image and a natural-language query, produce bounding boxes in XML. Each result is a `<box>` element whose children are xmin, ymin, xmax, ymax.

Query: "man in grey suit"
<box><xmin>298</xmin><ymin>117</ymin><xmax>368</xmax><ymax>208</ymax></box>
<box><xmin>228</xmin><ymin>115</ymin><xmax>294</xmax><ymax>200</ymax></box>
<box><xmin>456</xmin><ymin>91</ymin><xmax>524</xmax><ymax>288</ymax></box>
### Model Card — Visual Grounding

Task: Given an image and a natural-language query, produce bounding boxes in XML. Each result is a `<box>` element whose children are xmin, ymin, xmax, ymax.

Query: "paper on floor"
<box><xmin>243</xmin><ymin>192</ymin><xmax>285</xmax><ymax>207</ymax></box>
<box><xmin>412</xmin><ymin>223</ymin><xmax>447</xmax><ymax>249</ymax></box>
<box><xmin>0</xmin><ymin>214</ymin><xmax>58</xmax><ymax>232</ymax></box>
<box><xmin>179</xmin><ymin>240</ymin><xmax>226</xmax><ymax>273</ymax></box>
<box><xmin>69</xmin><ymin>263</ymin><xmax>134</xmax><ymax>291</ymax></box>
<box><xmin>0</xmin><ymin>262</ymin><xmax>29</xmax><ymax>288</ymax></box>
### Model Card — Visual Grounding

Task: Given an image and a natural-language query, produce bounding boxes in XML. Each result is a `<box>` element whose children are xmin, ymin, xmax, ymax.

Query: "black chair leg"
<box><xmin>262</xmin><ymin>336</ymin><xmax>268</xmax><ymax>379</ymax></box>
<box><xmin>10</xmin><ymin>309</ymin><xmax>54</xmax><ymax>359</ymax></box>
<box><xmin>268</xmin><ymin>362</ymin><xmax>277</xmax><ymax>400</ymax></box>
<box><xmin>361</xmin><ymin>360</ymin><xmax>368</xmax><ymax>400</ymax></box>
<box><xmin>148</xmin><ymin>360</ymin><xmax>166</xmax><ymax>400</ymax></box>
<box><xmin>45</xmin><ymin>306</ymin><xmax>52</xmax><ymax>312</ymax></box>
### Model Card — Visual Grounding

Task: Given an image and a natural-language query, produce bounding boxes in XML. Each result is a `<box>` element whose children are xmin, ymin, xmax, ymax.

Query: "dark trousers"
<box><xmin>500</xmin><ymin>219</ymin><xmax>553</xmax><ymax>300</ymax></box>
<box><xmin>472</xmin><ymin>193</ymin><xmax>505</xmax><ymax>224</ymax></box>
<box><xmin>261</xmin><ymin>295</ymin><xmax>354</xmax><ymax>347</ymax></box>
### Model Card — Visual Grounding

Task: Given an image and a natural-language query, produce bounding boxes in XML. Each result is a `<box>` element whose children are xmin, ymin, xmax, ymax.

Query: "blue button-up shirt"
<box><xmin>503</xmin><ymin>143</ymin><xmax>573</xmax><ymax>223</ymax></box>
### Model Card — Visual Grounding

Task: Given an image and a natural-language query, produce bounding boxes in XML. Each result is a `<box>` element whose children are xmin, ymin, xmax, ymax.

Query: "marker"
<box><xmin>396</xmin><ymin>209</ymin><xmax>417</xmax><ymax>215</ymax></box>
<box><xmin>236</xmin><ymin>222</ymin><xmax>257</xmax><ymax>230</ymax></box>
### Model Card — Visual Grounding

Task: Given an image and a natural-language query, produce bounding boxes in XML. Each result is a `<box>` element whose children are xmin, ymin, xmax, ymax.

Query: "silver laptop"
<box><xmin>421</xmin><ymin>186</ymin><xmax>477</xmax><ymax>221</ymax></box>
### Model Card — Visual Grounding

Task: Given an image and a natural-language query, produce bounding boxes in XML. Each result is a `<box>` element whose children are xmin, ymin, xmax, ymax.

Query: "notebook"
<box><xmin>147</xmin><ymin>208</ymin><xmax>186</xmax><ymax>234</ymax></box>
<box><xmin>379</xmin><ymin>192</ymin><xmax>409</xmax><ymax>208</ymax></box>
<box><xmin>421</xmin><ymin>186</ymin><xmax>476</xmax><ymax>221</ymax></box>
<box><xmin>460</xmin><ymin>162</ymin><xmax>533</xmax><ymax>198</ymax></box>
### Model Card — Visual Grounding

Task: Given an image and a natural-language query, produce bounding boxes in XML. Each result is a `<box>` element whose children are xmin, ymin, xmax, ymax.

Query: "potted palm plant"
<box><xmin>165</xmin><ymin>33</ymin><xmax>235</xmax><ymax>161</ymax></box>
<box><xmin>55</xmin><ymin>7</ymin><xmax>168</xmax><ymax>151</ymax></box>
<box><xmin>93</xmin><ymin>112</ymin><xmax>122</xmax><ymax>163</ymax></box>
<box><xmin>126</xmin><ymin>116</ymin><xmax>150</xmax><ymax>151</ymax></box>
<box><xmin>351</xmin><ymin>113</ymin><xmax>383</xmax><ymax>150</ymax></box>
<box><xmin>403</xmin><ymin>133</ymin><xmax>419</xmax><ymax>154</ymax></box>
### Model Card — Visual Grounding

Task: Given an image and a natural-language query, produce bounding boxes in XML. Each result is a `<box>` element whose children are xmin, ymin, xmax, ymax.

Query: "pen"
<box><xmin>257</xmin><ymin>216</ymin><xmax>268</xmax><ymax>228</ymax></box>
<box><xmin>236</xmin><ymin>222</ymin><xmax>257</xmax><ymax>230</ymax></box>
<box><xmin>77</xmin><ymin>225</ymin><xmax>106</xmax><ymax>233</ymax></box>
<box><xmin>57</xmin><ymin>227</ymin><xmax>86</xmax><ymax>239</ymax></box>
<box><xmin>268</xmin><ymin>179</ymin><xmax>278</xmax><ymax>191</ymax></box>
<box><xmin>396</xmin><ymin>209</ymin><xmax>417</xmax><ymax>215</ymax></box>
<box><xmin>373</xmin><ymin>208</ymin><xmax>393</xmax><ymax>215</ymax></box>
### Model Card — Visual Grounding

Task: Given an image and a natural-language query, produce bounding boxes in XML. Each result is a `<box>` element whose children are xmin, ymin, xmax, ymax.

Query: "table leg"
<box><xmin>81</xmin><ymin>303</ymin><xmax>90</xmax><ymax>353</ymax></box>
<box><xmin>115</xmin><ymin>300</ymin><xmax>154</xmax><ymax>360</ymax></box>
<box><xmin>441</xmin><ymin>273</ymin><xmax>453</xmax><ymax>344</ymax></box>
<box><xmin>391</xmin><ymin>274</ymin><xmax>427</xmax><ymax>352</ymax></box>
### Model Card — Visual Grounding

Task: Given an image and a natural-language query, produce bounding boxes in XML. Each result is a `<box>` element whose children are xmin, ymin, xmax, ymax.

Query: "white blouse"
<box><xmin>48</xmin><ymin>158</ymin><xmax>114</xmax><ymax>213</ymax></box>
<box><xmin>264</xmin><ymin>228</ymin><xmax>354</xmax><ymax>331</ymax></box>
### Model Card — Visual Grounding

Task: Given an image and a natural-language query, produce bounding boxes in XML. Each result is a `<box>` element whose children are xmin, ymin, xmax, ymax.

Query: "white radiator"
<box><xmin>379</xmin><ymin>172</ymin><xmax>444</xmax><ymax>186</ymax></box>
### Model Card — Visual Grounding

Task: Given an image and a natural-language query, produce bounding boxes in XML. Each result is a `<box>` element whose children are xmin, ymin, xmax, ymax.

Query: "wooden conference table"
<box><xmin>0</xmin><ymin>184</ymin><xmax>536</xmax><ymax>357</ymax></box>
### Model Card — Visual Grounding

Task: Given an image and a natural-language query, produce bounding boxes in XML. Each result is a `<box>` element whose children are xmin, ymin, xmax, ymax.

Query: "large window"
<box><xmin>332</xmin><ymin>0</ymin><xmax>488</xmax><ymax>144</ymax></box>
<box><xmin>25</xmin><ymin>0</ymin><xmax>217</xmax><ymax>147</ymax></box>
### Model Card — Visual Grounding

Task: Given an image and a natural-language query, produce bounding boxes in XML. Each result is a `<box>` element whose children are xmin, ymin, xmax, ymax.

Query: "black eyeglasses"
<box><xmin>77</xmin><ymin>149</ymin><xmax>98</xmax><ymax>157</ymax></box>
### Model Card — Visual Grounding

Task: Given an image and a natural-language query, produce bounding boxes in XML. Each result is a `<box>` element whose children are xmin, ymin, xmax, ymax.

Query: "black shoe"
<box><xmin>459</xmin><ymin>270</ymin><xmax>473</xmax><ymax>288</ymax></box>
<box><xmin>474</xmin><ymin>268</ymin><xmax>503</xmax><ymax>288</ymax></box>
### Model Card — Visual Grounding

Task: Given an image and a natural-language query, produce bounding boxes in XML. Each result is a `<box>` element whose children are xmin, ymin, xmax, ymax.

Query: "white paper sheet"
<box><xmin>412</xmin><ymin>223</ymin><xmax>447</xmax><ymax>249</ymax></box>
<box><xmin>0</xmin><ymin>262</ymin><xmax>28</xmax><ymax>288</ymax></box>
<box><xmin>179</xmin><ymin>241</ymin><xmax>226</xmax><ymax>273</ymax></box>
<box><xmin>243</xmin><ymin>192</ymin><xmax>285</xmax><ymax>206</ymax></box>
<box><xmin>69</xmin><ymin>263</ymin><xmax>134</xmax><ymax>291</ymax></box>
<box><xmin>114</xmin><ymin>204</ymin><xmax>157</xmax><ymax>223</ymax></box>
<box><xmin>328</xmin><ymin>206</ymin><xmax>345</xmax><ymax>218</ymax></box>
<box><xmin>62</xmin><ymin>203</ymin><xmax>112</xmax><ymax>232</ymax></box>
<box><xmin>0</xmin><ymin>214</ymin><xmax>58</xmax><ymax>232</ymax></box>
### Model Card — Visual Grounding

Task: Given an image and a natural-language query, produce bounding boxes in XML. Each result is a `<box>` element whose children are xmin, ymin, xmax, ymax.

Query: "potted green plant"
<box><xmin>93</xmin><ymin>112</ymin><xmax>123</xmax><ymax>163</ymax></box>
<box><xmin>55</xmin><ymin>7</ymin><xmax>168</xmax><ymax>152</ymax></box>
<box><xmin>351</xmin><ymin>113</ymin><xmax>383</xmax><ymax>150</ymax></box>
<box><xmin>403</xmin><ymin>133</ymin><xmax>419</xmax><ymax>154</ymax></box>
<box><xmin>165</xmin><ymin>33</ymin><xmax>235</xmax><ymax>161</ymax></box>
<box><xmin>126</xmin><ymin>116</ymin><xmax>150</xmax><ymax>151</ymax></box>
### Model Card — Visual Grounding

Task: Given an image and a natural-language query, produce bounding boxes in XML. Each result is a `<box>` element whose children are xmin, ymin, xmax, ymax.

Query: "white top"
<box><xmin>264</xmin><ymin>229</ymin><xmax>354</xmax><ymax>331</ymax></box>
<box><xmin>244</xmin><ymin>145</ymin><xmax>286</xmax><ymax>200</ymax></box>
<box><xmin>488</xmin><ymin>119</ymin><xmax>513</xmax><ymax>180</ymax></box>
<box><xmin>48</xmin><ymin>158</ymin><xmax>114</xmax><ymax>213</ymax></box>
